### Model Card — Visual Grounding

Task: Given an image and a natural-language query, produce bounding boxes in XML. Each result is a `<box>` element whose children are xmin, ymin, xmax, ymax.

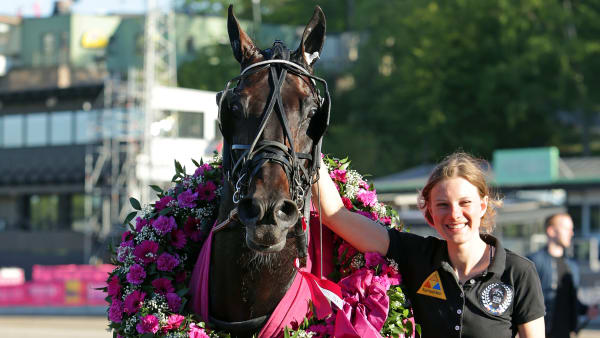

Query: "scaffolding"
<box><xmin>83</xmin><ymin>0</ymin><xmax>178</xmax><ymax>263</ymax></box>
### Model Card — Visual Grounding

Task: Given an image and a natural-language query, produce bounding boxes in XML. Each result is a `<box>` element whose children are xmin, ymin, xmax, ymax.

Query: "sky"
<box><xmin>0</xmin><ymin>0</ymin><xmax>149</xmax><ymax>17</ymax></box>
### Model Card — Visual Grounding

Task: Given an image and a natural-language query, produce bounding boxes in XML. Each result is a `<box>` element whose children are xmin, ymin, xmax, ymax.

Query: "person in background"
<box><xmin>313</xmin><ymin>152</ymin><xmax>545</xmax><ymax>337</ymax></box>
<box><xmin>527</xmin><ymin>213</ymin><xmax>599</xmax><ymax>338</ymax></box>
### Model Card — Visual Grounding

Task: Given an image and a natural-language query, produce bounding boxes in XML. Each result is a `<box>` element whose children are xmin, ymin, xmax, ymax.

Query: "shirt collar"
<box><xmin>432</xmin><ymin>234</ymin><xmax>506</xmax><ymax>276</ymax></box>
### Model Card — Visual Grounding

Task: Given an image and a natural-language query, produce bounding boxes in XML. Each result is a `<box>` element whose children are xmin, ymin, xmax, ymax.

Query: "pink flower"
<box><xmin>108</xmin><ymin>299</ymin><xmax>123</xmax><ymax>323</ymax></box>
<box><xmin>107</xmin><ymin>275</ymin><xmax>121</xmax><ymax>297</ymax></box>
<box><xmin>364</xmin><ymin>252</ymin><xmax>386</xmax><ymax>269</ymax></box>
<box><xmin>189</xmin><ymin>323</ymin><xmax>210</xmax><ymax>338</ymax></box>
<box><xmin>338</xmin><ymin>242</ymin><xmax>359</xmax><ymax>265</ymax></box>
<box><xmin>123</xmin><ymin>290</ymin><xmax>146</xmax><ymax>315</ymax></box>
<box><xmin>356</xmin><ymin>189</ymin><xmax>377</xmax><ymax>207</ymax></box>
<box><xmin>382</xmin><ymin>264</ymin><xmax>401</xmax><ymax>285</ymax></box>
<box><xmin>152</xmin><ymin>277</ymin><xmax>175</xmax><ymax>295</ymax></box>
<box><xmin>178</xmin><ymin>189</ymin><xmax>198</xmax><ymax>208</ymax></box>
<box><xmin>121</xmin><ymin>231</ymin><xmax>133</xmax><ymax>242</ymax></box>
<box><xmin>197</xmin><ymin>181</ymin><xmax>217</xmax><ymax>201</ymax></box>
<box><xmin>136</xmin><ymin>314</ymin><xmax>160</xmax><ymax>334</ymax></box>
<box><xmin>193</xmin><ymin>163</ymin><xmax>213</xmax><ymax>177</ymax></box>
<box><xmin>133</xmin><ymin>240</ymin><xmax>159</xmax><ymax>264</ymax></box>
<box><xmin>135</xmin><ymin>218</ymin><xmax>149</xmax><ymax>232</ymax></box>
<box><xmin>126</xmin><ymin>264</ymin><xmax>146</xmax><ymax>285</ymax></box>
<box><xmin>155</xmin><ymin>195</ymin><xmax>175</xmax><ymax>210</ymax></box>
<box><xmin>166</xmin><ymin>292</ymin><xmax>182</xmax><ymax>312</ymax></box>
<box><xmin>135</xmin><ymin>217</ymin><xmax>149</xmax><ymax>232</ymax></box>
<box><xmin>356</xmin><ymin>210</ymin><xmax>378</xmax><ymax>221</ymax></box>
<box><xmin>171</xmin><ymin>229</ymin><xmax>187</xmax><ymax>249</ymax></box>
<box><xmin>341</xmin><ymin>196</ymin><xmax>354</xmax><ymax>210</ymax></box>
<box><xmin>330</xmin><ymin>169</ymin><xmax>347</xmax><ymax>183</ymax></box>
<box><xmin>184</xmin><ymin>217</ymin><xmax>204</xmax><ymax>242</ymax></box>
<box><xmin>152</xmin><ymin>215</ymin><xmax>177</xmax><ymax>235</ymax></box>
<box><xmin>157</xmin><ymin>252</ymin><xmax>179</xmax><ymax>271</ymax></box>
<box><xmin>164</xmin><ymin>314</ymin><xmax>185</xmax><ymax>331</ymax></box>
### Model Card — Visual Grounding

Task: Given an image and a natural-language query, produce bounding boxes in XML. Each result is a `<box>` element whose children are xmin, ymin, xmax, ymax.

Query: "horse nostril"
<box><xmin>238</xmin><ymin>198</ymin><xmax>263</xmax><ymax>224</ymax></box>
<box><xmin>274</xmin><ymin>199</ymin><xmax>299</xmax><ymax>226</ymax></box>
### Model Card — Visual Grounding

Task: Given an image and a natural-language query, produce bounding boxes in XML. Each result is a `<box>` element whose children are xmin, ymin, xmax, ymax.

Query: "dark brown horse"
<box><xmin>206</xmin><ymin>5</ymin><xmax>329</xmax><ymax>337</ymax></box>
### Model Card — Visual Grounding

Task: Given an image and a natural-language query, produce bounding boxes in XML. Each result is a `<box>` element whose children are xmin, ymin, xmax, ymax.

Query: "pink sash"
<box><xmin>189</xmin><ymin>218</ymin><xmax>335</xmax><ymax>337</ymax></box>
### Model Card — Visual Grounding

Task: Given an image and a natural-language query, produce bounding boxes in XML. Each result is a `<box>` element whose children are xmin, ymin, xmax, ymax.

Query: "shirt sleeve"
<box><xmin>512</xmin><ymin>258</ymin><xmax>546</xmax><ymax>325</ymax></box>
<box><xmin>386</xmin><ymin>229</ymin><xmax>432</xmax><ymax>276</ymax></box>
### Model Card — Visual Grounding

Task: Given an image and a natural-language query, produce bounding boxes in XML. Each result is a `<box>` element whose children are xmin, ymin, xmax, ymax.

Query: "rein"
<box><xmin>217</xmin><ymin>45</ymin><xmax>330</xmax><ymax>258</ymax></box>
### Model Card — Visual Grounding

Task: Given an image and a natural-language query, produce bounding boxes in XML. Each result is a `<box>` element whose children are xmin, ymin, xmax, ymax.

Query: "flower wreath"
<box><xmin>105</xmin><ymin>154</ymin><xmax>418</xmax><ymax>338</ymax></box>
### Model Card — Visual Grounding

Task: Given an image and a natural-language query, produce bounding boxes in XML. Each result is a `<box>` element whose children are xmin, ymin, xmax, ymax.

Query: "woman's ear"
<box><xmin>424</xmin><ymin>208</ymin><xmax>435</xmax><ymax>227</ymax></box>
<box><xmin>480</xmin><ymin>195</ymin><xmax>489</xmax><ymax>219</ymax></box>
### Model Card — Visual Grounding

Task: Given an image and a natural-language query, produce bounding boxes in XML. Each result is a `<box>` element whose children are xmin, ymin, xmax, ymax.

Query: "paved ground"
<box><xmin>0</xmin><ymin>316</ymin><xmax>111</xmax><ymax>338</ymax></box>
<box><xmin>1</xmin><ymin>315</ymin><xmax>600</xmax><ymax>337</ymax></box>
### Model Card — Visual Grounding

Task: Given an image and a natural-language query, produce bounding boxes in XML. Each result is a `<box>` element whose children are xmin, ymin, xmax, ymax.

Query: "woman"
<box><xmin>312</xmin><ymin>152</ymin><xmax>545</xmax><ymax>338</ymax></box>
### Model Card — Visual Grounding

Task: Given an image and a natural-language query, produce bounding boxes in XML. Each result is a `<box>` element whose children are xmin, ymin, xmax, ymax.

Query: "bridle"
<box><xmin>217</xmin><ymin>41</ymin><xmax>330</xmax><ymax>258</ymax></box>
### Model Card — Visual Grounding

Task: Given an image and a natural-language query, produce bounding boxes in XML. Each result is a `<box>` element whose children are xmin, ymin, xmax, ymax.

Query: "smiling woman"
<box><xmin>313</xmin><ymin>151</ymin><xmax>547</xmax><ymax>338</ymax></box>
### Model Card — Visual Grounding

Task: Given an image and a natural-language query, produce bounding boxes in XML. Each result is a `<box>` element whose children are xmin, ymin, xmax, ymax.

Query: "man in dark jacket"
<box><xmin>528</xmin><ymin>213</ymin><xmax>598</xmax><ymax>338</ymax></box>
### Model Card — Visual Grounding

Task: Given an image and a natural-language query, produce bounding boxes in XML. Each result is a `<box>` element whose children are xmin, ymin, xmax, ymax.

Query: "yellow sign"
<box><xmin>81</xmin><ymin>31</ymin><xmax>108</xmax><ymax>49</ymax></box>
<box><xmin>417</xmin><ymin>271</ymin><xmax>446</xmax><ymax>300</ymax></box>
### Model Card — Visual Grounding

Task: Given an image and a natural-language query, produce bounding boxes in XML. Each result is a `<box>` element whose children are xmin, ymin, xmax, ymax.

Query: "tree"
<box><xmin>324</xmin><ymin>0</ymin><xmax>600</xmax><ymax>176</ymax></box>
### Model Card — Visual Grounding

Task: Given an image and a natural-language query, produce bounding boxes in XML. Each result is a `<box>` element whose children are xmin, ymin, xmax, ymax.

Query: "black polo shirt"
<box><xmin>387</xmin><ymin>231</ymin><xmax>545</xmax><ymax>338</ymax></box>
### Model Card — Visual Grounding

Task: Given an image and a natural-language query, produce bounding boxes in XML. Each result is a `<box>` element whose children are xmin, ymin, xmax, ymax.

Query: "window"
<box><xmin>568</xmin><ymin>205</ymin><xmax>582</xmax><ymax>232</ymax></box>
<box><xmin>3</xmin><ymin>114</ymin><xmax>23</xmax><ymax>147</ymax></box>
<box><xmin>71</xmin><ymin>194</ymin><xmax>86</xmax><ymax>232</ymax></box>
<box><xmin>177</xmin><ymin>111</ymin><xmax>204</xmax><ymax>138</ymax></box>
<box><xmin>186</xmin><ymin>37</ymin><xmax>195</xmax><ymax>53</ymax></box>
<box><xmin>41</xmin><ymin>32</ymin><xmax>56</xmax><ymax>57</ymax></box>
<box><xmin>75</xmin><ymin>110</ymin><xmax>98</xmax><ymax>144</ymax></box>
<box><xmin>29</xmin><ymin>194</ymin><xmax>59</xmax><ymax>231</ymax></box>
<box><xmin>591</xmin><ymin>205</ymin><xmax>600</xmax><ymax>232</ymax></box>
<box><xmin>26</xmin><ymin>113</ymin><xmax>48</xmax><ymax>146</ymax></box>
<box><xmin>50</xmin><ymin>111</ymin><xmax>73</xmax><ymax>145</ymax></box>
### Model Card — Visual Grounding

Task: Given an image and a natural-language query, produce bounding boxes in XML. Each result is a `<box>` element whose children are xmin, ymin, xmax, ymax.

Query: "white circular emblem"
<box><xmin>480</xmin><ymin>282</ymin><xmax>513</xmax><ymax>315</ymax></box>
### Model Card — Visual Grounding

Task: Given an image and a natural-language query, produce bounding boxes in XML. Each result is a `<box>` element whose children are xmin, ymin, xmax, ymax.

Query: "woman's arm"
<box><xmin>517</xmin><ymin>317</ymin><xmax>545</xmax><ymax>338</ymax></box>
<box><xmin>311</xmin><ymin>159</ymin><xmax>390</xmax><ymax>255</ymax></box>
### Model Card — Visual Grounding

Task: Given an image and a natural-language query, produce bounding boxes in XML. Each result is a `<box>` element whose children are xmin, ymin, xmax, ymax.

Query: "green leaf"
<box><xmin>123</xmin><ymin>211</ymin><xmax>137</xmax><ymax>225</ymax></box>
<box><xmin>177</xmin><ymin>287</ymin><xmax>190</xmax><ymax>297</ymax></box>
<box><xmin>141</xmin><ymin>333</ymin><xmax>154</xmax><ymax>338</ymax></box>
<box><xmin>129</xmin><ymin>197</ymin><xmax>141</xmax><ymax>211</ymax></box>
<box><xmin>192</xmin><ymin>158</ymin><xmax>200</xmax><ymax>167</ymax></box>
<box><xmin>175</xmin><ymin>159</ymin><xmax>184</xmax><ymax>174</ymax></box>
<box><xmin>149</xmin><ymin>185</ymin><xmax>163</xmax><ymax>193</ymax></box>
<box><xmin>159</xmin><ymin>207</ymin><xmax>173</xmax><ymax>216</ymax></box>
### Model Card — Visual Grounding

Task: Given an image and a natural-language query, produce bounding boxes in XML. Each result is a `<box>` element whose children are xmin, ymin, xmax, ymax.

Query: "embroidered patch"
<box><xmin>417</xmin><ymin>271</ymin><xmax>446</xmax><ymax>300</ymax></box>
<box><xmin>480</xmin><ymin>282</ymin><xmax>513</xmax><ymax>315</ymax></box>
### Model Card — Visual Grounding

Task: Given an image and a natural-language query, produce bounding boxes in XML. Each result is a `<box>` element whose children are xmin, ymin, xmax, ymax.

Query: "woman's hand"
<box><xmin>311</xmin><ymin>157</ymin><xmax>390</xmax><ymax>255</ymax></box>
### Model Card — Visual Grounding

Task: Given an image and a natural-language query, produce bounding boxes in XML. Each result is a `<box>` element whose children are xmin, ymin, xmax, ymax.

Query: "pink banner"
<box><xmin>0</xmin><ymin>264</ymin><xmax>113</xmax><ymax>307</ymax></box>
<box><xmin>32</xmin><ymin>264</ymin><xmax>114</xmax><ymax>283</ymax></box>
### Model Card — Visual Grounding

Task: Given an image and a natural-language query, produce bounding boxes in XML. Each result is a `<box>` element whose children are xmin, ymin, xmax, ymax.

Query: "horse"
<box><xmin>189</xmin><ymin>5</ymin><xmax>330</xmax><ymax>337</ymax></box>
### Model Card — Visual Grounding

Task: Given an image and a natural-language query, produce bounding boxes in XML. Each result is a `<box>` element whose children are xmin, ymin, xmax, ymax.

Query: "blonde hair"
<box><xmin>418</xmin><ymin>152</ymin><xmax>502</xmax><ymax>233</ymax></box>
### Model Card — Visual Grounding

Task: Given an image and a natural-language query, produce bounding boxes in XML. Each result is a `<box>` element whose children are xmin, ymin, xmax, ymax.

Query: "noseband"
<box><xmin>217</xmin><ymin>43</ymin><xmax>331</xmax><ymax>257</ymax></box>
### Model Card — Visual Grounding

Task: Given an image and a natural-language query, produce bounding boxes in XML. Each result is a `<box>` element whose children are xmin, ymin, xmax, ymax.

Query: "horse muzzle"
<box><xmin>238</xmin><ymin>197</ymin><xmax>299</xmax><ymax>253</ymax></box>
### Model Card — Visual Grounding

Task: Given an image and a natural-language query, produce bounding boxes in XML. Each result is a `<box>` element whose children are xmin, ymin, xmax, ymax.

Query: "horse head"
<box><xmin>217</xmin><ymin>5</ymin><xmax>329</xmax><ymax>255</ymax></box>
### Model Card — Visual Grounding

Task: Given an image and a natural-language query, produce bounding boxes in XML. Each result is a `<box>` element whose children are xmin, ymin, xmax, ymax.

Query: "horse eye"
<box><xmin>307</xmin><ymin>107</ymin><xmax>318</xmax><ymax>118</ymax></box>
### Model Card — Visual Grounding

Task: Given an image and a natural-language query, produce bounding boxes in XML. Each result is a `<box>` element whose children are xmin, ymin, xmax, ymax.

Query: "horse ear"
<box><xmin>227</xmin><ymin>5</ymin><xmax>260</xmax><ymax>65</ymax></box>
<box><xmin>295</xmin><ymin>6</ymin><xmax>326</xmax><ymax>68</ymax></box>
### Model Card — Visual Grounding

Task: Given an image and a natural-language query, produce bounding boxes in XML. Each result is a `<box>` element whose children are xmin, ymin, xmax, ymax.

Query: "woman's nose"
<box><xmin>450</xmin><ymin>205</ymin><xmax>462</xmax><ymax>220</ymax></box>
